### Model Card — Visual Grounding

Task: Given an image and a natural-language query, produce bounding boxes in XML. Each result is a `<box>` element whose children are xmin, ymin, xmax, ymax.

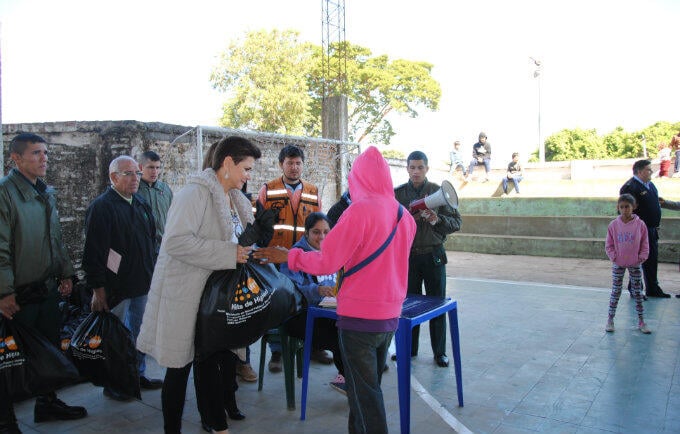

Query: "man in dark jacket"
<box><xmin>467</xmin><ymin>132</ymin><xmax>492</xmax><ymax>182</ymax></box>
<box><xmin>0</xmin><ymin>133</ymin><xmax>87</xmax><ymax>433</ymax></box>
<box><xmin>620</xmin><ymin>159</ymin><xmax>670</xmax><ymax>298</ymax></box>
<box><xmin>395</xmin><ymin>151</ymin><xmax>462</xmax><ymax>367</ymax></box>
<box><xmin>82</xmin><ymin>156</ymin><xmax>163</xmax><ymax>400</ymax></box>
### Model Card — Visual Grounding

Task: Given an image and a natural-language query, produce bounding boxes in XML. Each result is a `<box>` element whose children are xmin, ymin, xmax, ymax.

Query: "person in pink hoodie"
<box><xmin>605</xmin><ymin>193</ymin><xmax>651</xmax><ymax>334</ymax></box>
<box><xmin>254</xmin><ymin>146</ymin><xmax>416</xmax><ymax>434</ymax></box>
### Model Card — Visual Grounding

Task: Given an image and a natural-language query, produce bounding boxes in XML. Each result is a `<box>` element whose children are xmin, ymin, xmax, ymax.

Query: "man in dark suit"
<box><xmin>620</xmin><ymin>159</ymin><xmax>670</xmax><ymax>298</ymax></box>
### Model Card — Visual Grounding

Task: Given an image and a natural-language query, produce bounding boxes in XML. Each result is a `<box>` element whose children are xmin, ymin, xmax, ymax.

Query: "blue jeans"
<box><xmin>502</xmin><ymin>176</ymin><xmax>523</xmax><ymax>193</ymax></box>
<box><xmin>111</xmin><ymin>294</ymin><xmax>148</xmax><ymax>376</ymax></box>
<box><xmin>338</xmin><ymin>329</ymin><xmax>393</xmax><ymax>434</ymax></box>
<box><xmin>674</xmin><ymin>150</ymin><xmax>680</xmax><ymax>173</ymax></box>
<box><xmin>468</xmin><ymin>158</ymin><xmax>491</xmax><ymax>176</ymax></box>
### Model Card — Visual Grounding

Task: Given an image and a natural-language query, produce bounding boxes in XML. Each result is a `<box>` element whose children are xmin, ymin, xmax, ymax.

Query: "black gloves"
<box><xmin>238</xmin><ymin>202</ymin><xmax>278</xmax><ymax>247</ymax></box>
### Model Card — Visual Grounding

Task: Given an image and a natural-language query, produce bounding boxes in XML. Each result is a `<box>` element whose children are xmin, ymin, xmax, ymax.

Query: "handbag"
<box><xmin>333</xmin><ymin>205</ymin><xmax>405</xmax><ymax>293</ymax></box>
<box><xmin>195</xmin><ymin>261</ymin><xmax>304</xmax><ymax>361</ymax></box>
<box><xmin>0</xmin><ymin>317</ymin><xmax>80</xmax><ymax>400</ymax></box>
<box><xmin>70</xmin><ymin>311</ymin><xmax>141</xmax><ymax>399</ymax></box>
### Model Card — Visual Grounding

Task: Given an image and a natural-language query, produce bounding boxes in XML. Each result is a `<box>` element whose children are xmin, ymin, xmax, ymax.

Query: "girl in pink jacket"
<box><xmin>605</xmin><ymin>193</ymin><xmax>651</xmax><ymax>334</ymax></box>
<box><xmin>254</xmin><ymin>146</ymin><xmax>416</xmax><ymax>434</ymax></box>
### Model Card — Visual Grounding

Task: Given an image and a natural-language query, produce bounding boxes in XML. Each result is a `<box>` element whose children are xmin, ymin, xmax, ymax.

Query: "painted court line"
<box><xmin>411</xmin><ymin>375</ymin><xmax>474</xmax><ymax>434</ymax></box>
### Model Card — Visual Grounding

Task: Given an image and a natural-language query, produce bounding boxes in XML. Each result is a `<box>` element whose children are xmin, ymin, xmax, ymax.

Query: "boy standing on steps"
<box><xmin>604</xmin><ymin>193</ymin><xmax>651</xmax><ymax>334</ymax></box>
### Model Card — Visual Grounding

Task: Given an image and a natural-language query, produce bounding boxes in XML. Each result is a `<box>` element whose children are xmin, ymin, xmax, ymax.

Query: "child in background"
<box><xmin>657</xmin><ymin>142</ymin><xmax>672</xmax><ymax>177</ymax></box>
<box><xmin>449</xmin><ymin>140</ymin><xmax>467</xmax><ymax>178</ymax></box>
<box><xmin>605</xmin><ymin>193</ymin><xmax>651</xmax><ymax>334</ymax></box>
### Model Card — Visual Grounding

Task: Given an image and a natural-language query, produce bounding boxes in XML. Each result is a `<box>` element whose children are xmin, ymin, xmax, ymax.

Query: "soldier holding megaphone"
<box><xmin>394</xmin><ymin>151</ymin><xmax>462</xmax><ymax>368</ymax></box>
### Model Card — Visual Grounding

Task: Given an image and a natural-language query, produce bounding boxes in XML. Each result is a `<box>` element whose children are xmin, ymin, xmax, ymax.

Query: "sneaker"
<box><xmin>236</xmin><ymin>363</ymin><xmax>258</xmax><ymax>382</ymax></box>
<box><xmin>329</xmin><ymin>374</ymin><xmax>347</xmax><ymax>395</ymax></box>
<box><xmin>268</xmin><ymin>352</ymin><xmax>282</xmax><ymax>373</ymax></box>
<box><xmin>605</xmin><ymin>318</ymin><xmax>615</xmax><ymax>332</ymax></box>
<box><xmin>639</xmin><ymin>322</ymin><xmax>651</xmax><ymax>334</ymax></box>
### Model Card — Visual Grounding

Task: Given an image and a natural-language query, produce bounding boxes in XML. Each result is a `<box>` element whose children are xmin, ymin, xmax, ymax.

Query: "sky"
<box><xmin>1</xmin><ymin>0</ymin><xmax>679</xmax><ymax>169</ymax></box>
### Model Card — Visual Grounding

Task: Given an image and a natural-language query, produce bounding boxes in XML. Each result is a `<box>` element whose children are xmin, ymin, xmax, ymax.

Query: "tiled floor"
<box><xmin>10</xmin><ymin>253</ymin><xmax>680</xmax><ymax>433</ymax></box>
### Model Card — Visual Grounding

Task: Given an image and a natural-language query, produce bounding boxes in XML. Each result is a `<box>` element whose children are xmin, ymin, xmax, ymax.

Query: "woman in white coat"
<box><xmin>137</xmin><ymin>136</ymin><xmax>260</xmax><ymax>434</ymax></box>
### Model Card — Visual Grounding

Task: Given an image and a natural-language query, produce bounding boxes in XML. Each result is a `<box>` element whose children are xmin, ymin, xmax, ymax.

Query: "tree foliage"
<box><xmin>210</xmin><ymin>29</ymin><xmax>315</xmax><ymax>136</ymax></box>
<box><xmin>380</xmin><ymin>149</ymin><xmax>406</xmax><ymax>159</ymax></box>
<box><xmin>210</xmin><ymin>29</ymin><xmax>441</xmax><ymax>144</ymax></box>
<box><xmin>534</xmin><ymin>121</ymin><xmax>680</xmax><ymax>161</ymax></box>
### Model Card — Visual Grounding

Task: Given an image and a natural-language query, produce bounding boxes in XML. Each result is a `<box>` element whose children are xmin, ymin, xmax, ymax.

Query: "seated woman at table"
<box><xmin>279</xmin><ymin>212</ymin><xmax>346</xmax><ymax>394</ymax></box>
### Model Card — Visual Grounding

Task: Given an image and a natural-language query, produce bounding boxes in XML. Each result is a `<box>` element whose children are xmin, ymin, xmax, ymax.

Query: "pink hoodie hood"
<box><xmin>288</xmin><ymin>146</ymin><xmax>416</xmax><ymax>319</ymax></box>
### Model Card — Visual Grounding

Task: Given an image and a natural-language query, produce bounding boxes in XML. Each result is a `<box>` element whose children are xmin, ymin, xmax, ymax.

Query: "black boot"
<box><xmin>34</xmin><ymin>392</ymin><xmax>87</xmax><ymax>423</ymax></box>
<box><xmin>0</xmin><ymin>404</ymin><xmax>21</xmax><ymax>434</ymax></box>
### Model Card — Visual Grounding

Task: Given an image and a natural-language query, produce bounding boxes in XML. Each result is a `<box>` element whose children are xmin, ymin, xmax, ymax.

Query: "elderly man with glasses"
<box><xmin>82</xmin><ymin>155</ymin><xmax>164</xmax><ymax>401</ymax></box>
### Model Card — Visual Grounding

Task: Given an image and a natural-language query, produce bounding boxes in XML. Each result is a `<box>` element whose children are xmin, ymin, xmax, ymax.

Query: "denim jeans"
<box><xmin>502</xmin><ymin>176</ymin><xmax>523</xmax><ymax>193</ymax></box>
<box><xmin>338</xmin><ymin>329</ymin><xmax>394</xmax><ymax>434</ymax></box>
<box><xmin>468</xmin><ymin>158</ymin><xmax>491</xmax><ymax>176</ymax></box>
<box><xmin>111</xmin><ymin>294</ymin><xmax>148</xmax><ymax>375</ymax></box>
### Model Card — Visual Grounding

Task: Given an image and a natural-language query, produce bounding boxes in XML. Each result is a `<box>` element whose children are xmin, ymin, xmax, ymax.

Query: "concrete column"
<box><xmin>322</xmin><ymin>95</ymin><xmax>349</xmax><ymax>195</ymax></box>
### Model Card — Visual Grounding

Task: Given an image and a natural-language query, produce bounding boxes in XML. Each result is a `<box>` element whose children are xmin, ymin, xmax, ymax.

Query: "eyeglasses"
<box><xmin>117</xmin><ymin>171</ymin><xmax>143</xmax><ymax>178</ymax></box>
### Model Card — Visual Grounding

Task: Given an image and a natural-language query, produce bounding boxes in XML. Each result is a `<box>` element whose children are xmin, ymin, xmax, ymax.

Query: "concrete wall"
<box><xmin>2</xmin><ymin>121</ymin><xmax>355</xmax><ymax>277</ymax></box>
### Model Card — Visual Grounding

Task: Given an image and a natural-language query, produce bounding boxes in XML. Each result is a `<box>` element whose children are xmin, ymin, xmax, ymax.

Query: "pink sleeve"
<box><xmin>289</xmin><ymin>208</ymin><xmax>363</xmax><ymax>276</ymax></box>
<box><xmin>605</xmin><ymin>224</ymin><xmax>616</xmax><ymax>262</ymax></box>
<box><xmin>638</xmin><ymin>223</ymin><xmax>649</xmax><ymax>264</ymax></box>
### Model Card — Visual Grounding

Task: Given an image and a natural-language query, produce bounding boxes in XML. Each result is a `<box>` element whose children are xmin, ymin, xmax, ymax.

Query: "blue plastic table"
<box><xmin>299</xmin><ymin>294</ymin><xmax>463</xmax><ymax>434</ymax></box>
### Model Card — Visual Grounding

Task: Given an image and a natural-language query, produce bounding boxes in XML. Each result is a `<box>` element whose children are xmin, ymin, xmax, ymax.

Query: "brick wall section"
<box><xmin>2</xmin><ymin>121</ymin><xmax>352</xmax><ymax>278</ymax></box>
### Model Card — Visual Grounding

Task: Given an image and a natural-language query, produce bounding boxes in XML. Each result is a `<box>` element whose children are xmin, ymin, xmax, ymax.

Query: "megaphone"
<box><xmin>408</xmin><ymin>180</ymin><xmax>459</xmax><ymax>212</ymax></box>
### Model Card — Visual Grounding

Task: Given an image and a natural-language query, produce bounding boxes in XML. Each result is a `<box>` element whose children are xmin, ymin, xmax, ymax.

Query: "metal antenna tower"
<box><xmin>321</xmin><ymin>0</ymin><xmax>347</xmax><ymax>99</ymax></box>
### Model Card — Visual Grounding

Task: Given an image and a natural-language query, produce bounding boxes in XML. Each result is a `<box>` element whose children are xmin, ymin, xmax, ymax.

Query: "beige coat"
<box><xmin>137</xmin><ymin>169</ymin><xmax>254</xmax><ymax>368</ymax></box>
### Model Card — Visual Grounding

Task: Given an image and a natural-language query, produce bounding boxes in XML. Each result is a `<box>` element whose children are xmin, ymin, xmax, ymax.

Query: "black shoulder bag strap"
<box><xmin>334</xmin><ymin>205</ymin><xmax>405</xmax><ymax>293</ymax></box>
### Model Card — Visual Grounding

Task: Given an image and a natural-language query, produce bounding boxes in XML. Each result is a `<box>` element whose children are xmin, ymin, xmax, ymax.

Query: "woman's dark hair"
<box><xmin>618</xmin><ymin>193</ymin><xmax>637</xmax><ymax>206</ymax></box>
<box><xmin>210</xmin><ymin>136</ymin><xmax>261</xmax><ymax>171</ymax></box>
<box><xmin>202</xmin><ymin>142</ymin><xmax>218</xmax><ymax>170</ymax></box>
<box><xmin>304</xmin><ymin>212</ymin><xmax>331</xmax><ymax>233</ymax></box>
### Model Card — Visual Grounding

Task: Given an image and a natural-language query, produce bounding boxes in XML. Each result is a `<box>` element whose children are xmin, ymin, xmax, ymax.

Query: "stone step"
<box><xmin>445</xmin><ymin>233</ymin><xmax>679</xmax><ymax>263</ymax></box>
<box><xmin>458</xmin><ymin>214</ymin><xmax>680</xmax><ymax>240</ymax></box>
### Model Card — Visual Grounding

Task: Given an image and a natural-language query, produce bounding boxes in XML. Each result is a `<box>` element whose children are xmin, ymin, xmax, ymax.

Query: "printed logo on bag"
<box><xmin>0</xmin><ymin>335</ymin><xmax>25</xmax><ymax>369</ymax></box>
<box><xmin>221</xmin><ymin>271</ymin><xmax>272</xmax><ymax>325</ymax></box>
<box><xmin>4</xmin><ymin>336</ymin><xmax>18</xmax><ymax>351</ymax></box>
<box><xmin>71</xmin><ymin>332</ymin><xmax>105</xmax><ymax>360</ymax></box>
<box><xmin>233</xmin><ymin>277</ymin><xmax>262</xmax><ymax>302</ymax></box>
<box><xmin>88</xmin><ymin>335</ymin><xmax>102</xmax><ymax>349</ymax></box>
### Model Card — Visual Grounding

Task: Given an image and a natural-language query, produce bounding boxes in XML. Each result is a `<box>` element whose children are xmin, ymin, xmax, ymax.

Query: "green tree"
<box><xmin>380</xmin><ymin>149</ymin><xmax>405</xmax><ymax>159</ymax></box>
<box><xmin>541</xmin><ymin>121</ymin><xmax>680</xmax><ymax>161</ymax></box>
<box><xmin>544</xmin><ymin>128</ymin><xmax>605</xmax><ymax>161</ymax></box>
<box><xmin>210</xmin><ymin>29</ymin><xmax>315</xmax><ymax>136</ymax></box>
<box><xmin>210</xmin><ymin>30</ymin><xmax>441</xmax><ymax>145</ymax></box>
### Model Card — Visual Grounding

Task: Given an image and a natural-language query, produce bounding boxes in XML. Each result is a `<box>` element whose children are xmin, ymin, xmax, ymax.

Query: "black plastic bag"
<box><xmin>69</xmin><ymin>311</ymin><xmax>141</xmax><ymax>399</ymax></box>
<box><xmin>0</xmin><ymin>317</ymin><xmax>80</xmax><ymax>400</ymax></box>
<box><xmin>58</xmin><ymin>301</ymin><xmax>89</xmax><ymax>357</ymax></box>
<box><xmin>195</xmin><ymin>261</ymin><xmax>304</xmax><ymax>361</ymax></box>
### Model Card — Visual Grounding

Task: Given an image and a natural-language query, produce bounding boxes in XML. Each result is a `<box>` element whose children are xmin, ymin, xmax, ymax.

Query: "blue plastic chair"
<box><xmin>299</xmin><ymin>294</ymin><xmax>463</xmax><ymax>434</ymax></box>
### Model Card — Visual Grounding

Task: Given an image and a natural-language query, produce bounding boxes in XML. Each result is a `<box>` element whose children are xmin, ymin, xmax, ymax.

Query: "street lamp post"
<box><xmin>530</xmin><ymin>57</ymin><xmax>544</xmax><ymax>163</ymax></box>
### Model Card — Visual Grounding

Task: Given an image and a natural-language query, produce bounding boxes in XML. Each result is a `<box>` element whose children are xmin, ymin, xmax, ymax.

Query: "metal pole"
<box><xmin>538</xmin><ymin>70</ymin><xmax>543</xmax><ymax>163</ymax></box>
<box><xmin>530</xmin><ymin>57</ymin><xmax>544</xmax><ymax>163</ymax></box>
